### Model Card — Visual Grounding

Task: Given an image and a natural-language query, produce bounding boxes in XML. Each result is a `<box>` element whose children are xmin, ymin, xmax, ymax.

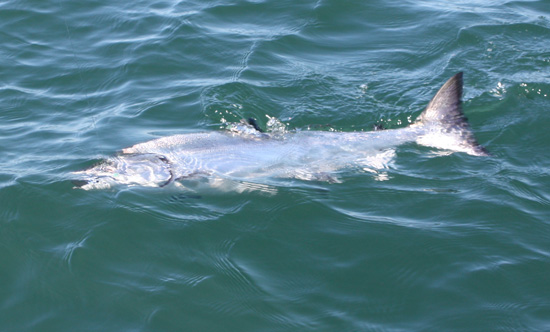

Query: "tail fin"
<box><xmin>415</xmin><ymin>72</ymin><xmax>489</xmax><ymax>156</ymax></box>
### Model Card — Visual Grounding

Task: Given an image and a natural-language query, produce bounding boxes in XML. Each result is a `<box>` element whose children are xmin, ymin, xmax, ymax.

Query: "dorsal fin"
<box><xmin>415</xmin><ymin>72</ymin><xmax>489</xmax><ymax>156</ymax></box>
<box><xmin>247</xmin><ymin>117</ymin><xmax>264</xmax><ymax>133</ymax></box>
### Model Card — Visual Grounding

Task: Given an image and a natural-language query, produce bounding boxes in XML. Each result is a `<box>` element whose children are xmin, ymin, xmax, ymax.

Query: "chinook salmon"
<box><xmin>73</xmin><ymin>72</ymin><xmax>488</xmax><ymax>190</ymax></box>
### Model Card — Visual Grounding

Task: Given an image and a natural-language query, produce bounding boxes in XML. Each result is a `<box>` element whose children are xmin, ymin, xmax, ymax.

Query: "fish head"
<box><xmin>72</xmin><ymin>154</ymin><xmax>173</xmax><ymax>190</ymax></box>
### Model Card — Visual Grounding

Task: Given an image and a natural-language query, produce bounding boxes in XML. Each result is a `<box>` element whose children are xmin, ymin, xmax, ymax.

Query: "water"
<box><xmin>1</xmin><ymin>0</ymin><xmax>549</xmax><ymax>330</ymax></box>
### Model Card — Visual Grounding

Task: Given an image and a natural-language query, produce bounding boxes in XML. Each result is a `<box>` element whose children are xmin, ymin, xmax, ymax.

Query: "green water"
<box><xmin>1</xmin><ymin>0</ymin><xmax>550</xmax><ymax>330</ymax></box>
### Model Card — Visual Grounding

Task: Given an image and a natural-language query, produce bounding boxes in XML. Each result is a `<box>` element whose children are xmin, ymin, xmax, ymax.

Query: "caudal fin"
<box><xmin>415</xmin><ymin>72</ymin><xmax>489</xmax><ymax>156</ymax></box>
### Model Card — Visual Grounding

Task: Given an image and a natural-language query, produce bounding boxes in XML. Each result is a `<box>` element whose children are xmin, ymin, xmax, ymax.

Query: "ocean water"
<box><xmin>1</xmin><ymin>0</ymin><xmax>549</xmax><ymax>330</ymax></box>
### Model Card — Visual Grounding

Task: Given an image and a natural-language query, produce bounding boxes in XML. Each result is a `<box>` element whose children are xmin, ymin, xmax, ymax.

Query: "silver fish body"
<box><xmin>73</xmin><ymin>73</ymin><xmax>488</xmax><ymax>190</ymax></box>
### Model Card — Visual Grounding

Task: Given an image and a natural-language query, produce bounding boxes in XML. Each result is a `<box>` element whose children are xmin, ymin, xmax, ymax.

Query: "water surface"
<box><xmin>1</xmin><ymin>0</ymin><xmax>549</xmax><ymax>330</ymax></box>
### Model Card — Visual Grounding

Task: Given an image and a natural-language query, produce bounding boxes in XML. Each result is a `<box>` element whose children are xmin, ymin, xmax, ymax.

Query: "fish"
<box><xmin>72</xmin><ymin>72</ymin><xmax>488</xmax><ymax>190</ymax></box>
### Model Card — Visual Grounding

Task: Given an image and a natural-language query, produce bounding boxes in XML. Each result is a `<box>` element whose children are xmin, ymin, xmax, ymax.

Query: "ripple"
<box><xmin>1</xmin><ymin>0</ymin><xmax>550</xmax><ymax>330</ymax></box>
